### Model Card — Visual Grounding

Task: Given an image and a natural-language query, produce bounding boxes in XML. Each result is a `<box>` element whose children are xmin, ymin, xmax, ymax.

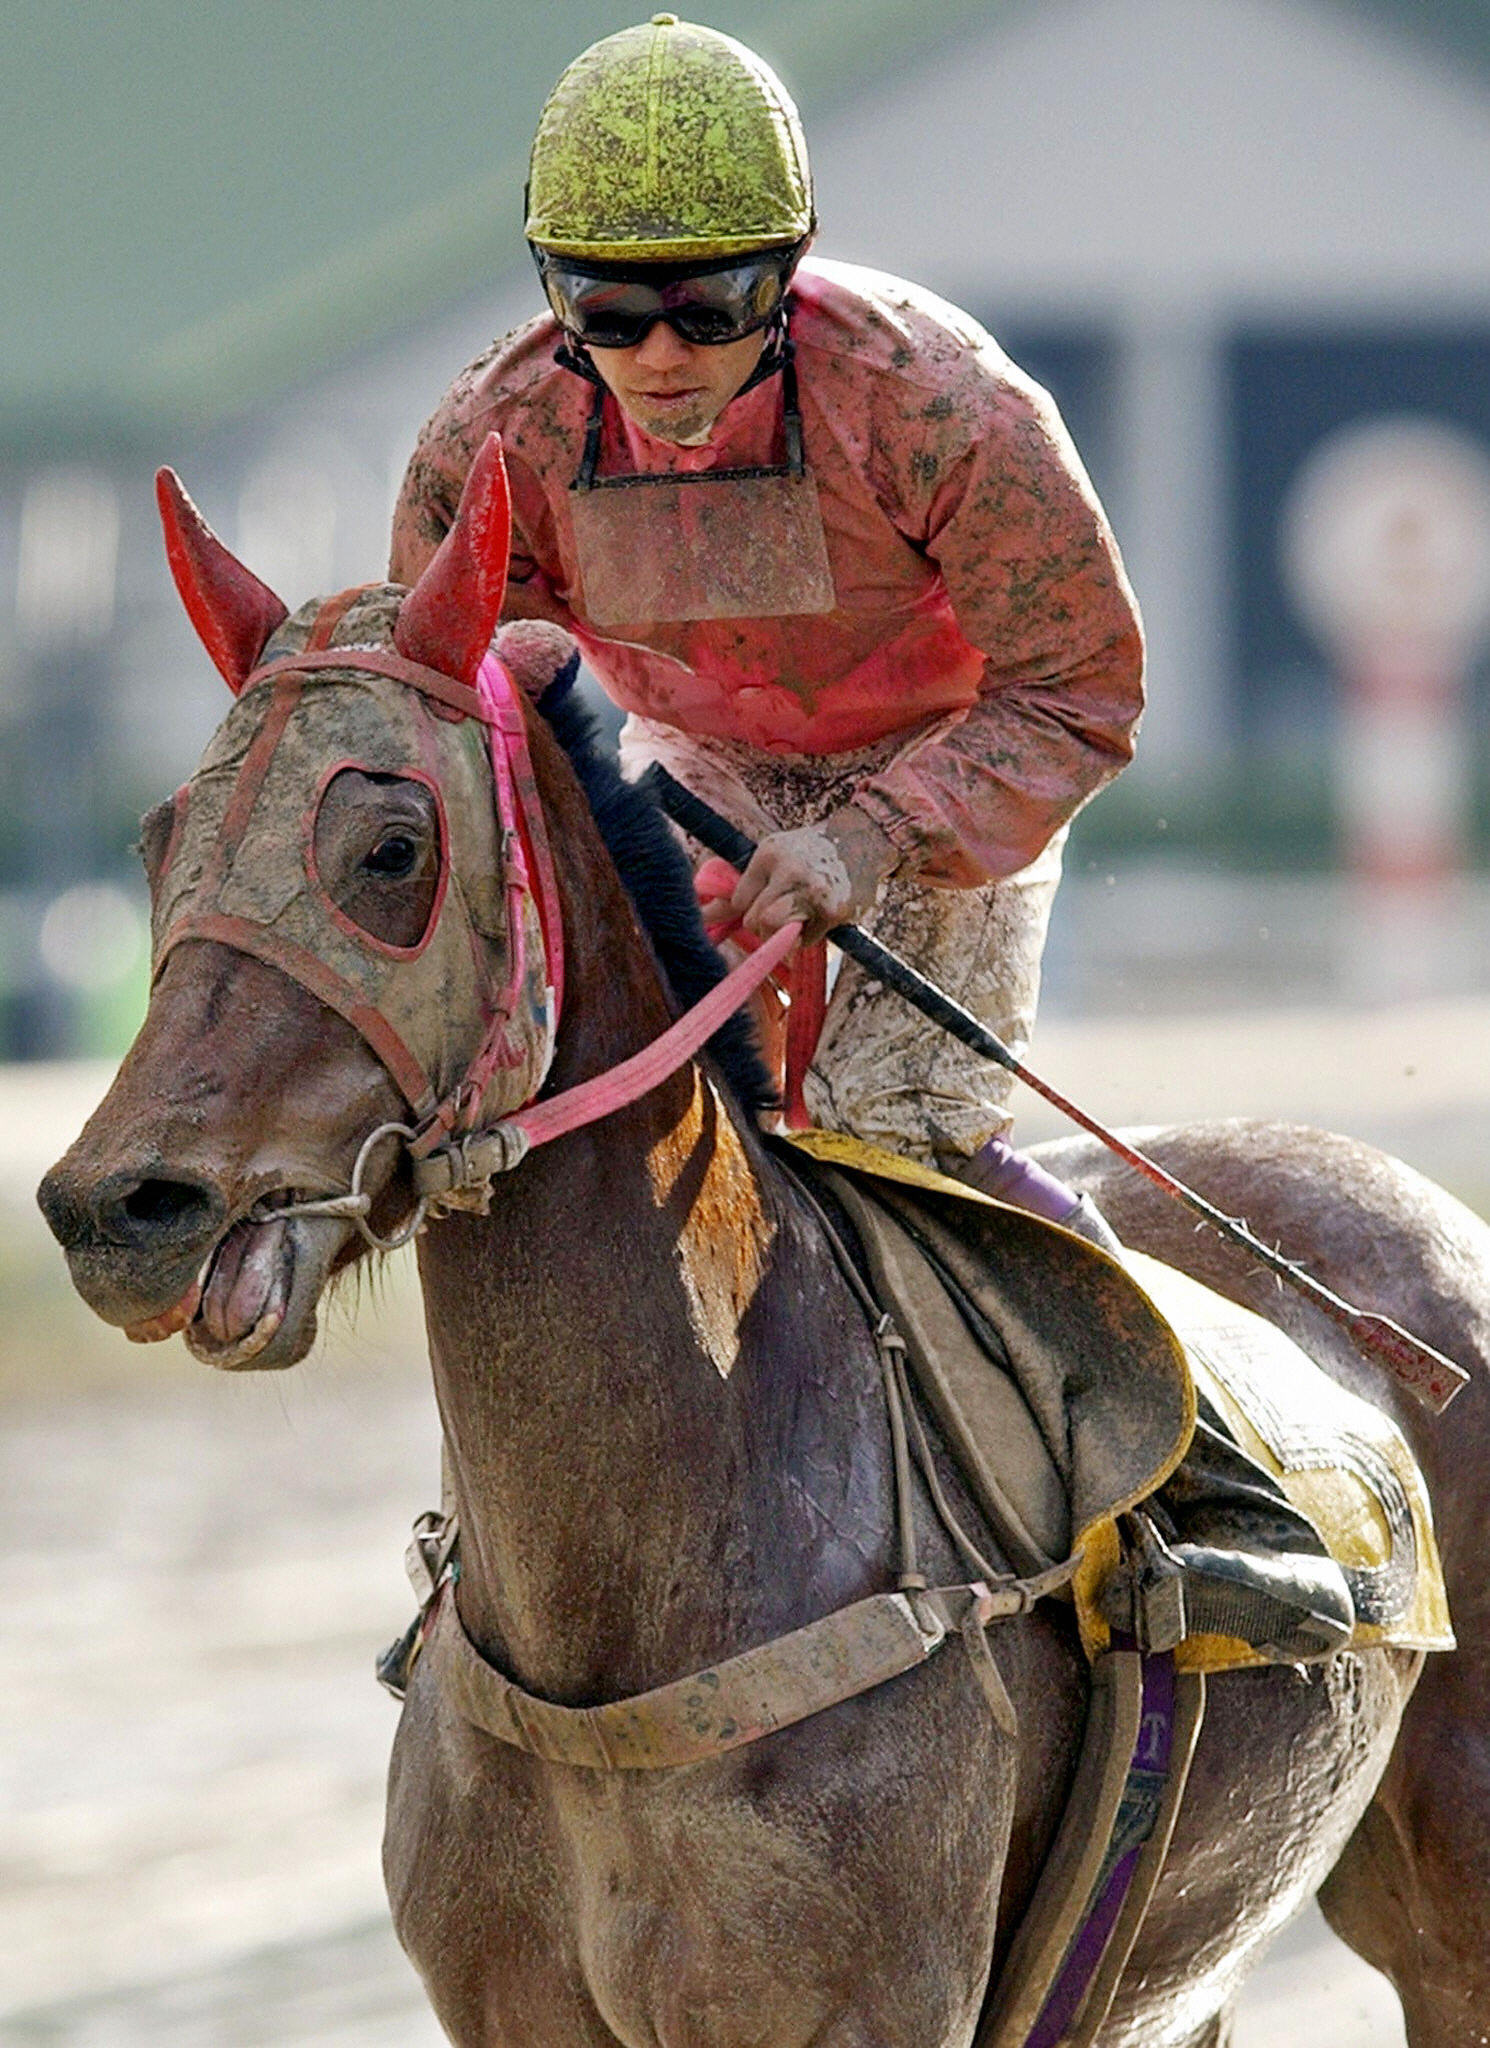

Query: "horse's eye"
<box><xmin>315</xmin><ymin>768</ymin><xmax>439</xmax><ymax>948</ymax></box>
<box><xmin>364</xmin><ymin>833</ymin><xmax>418</xmax><ymax>878</ymax></box>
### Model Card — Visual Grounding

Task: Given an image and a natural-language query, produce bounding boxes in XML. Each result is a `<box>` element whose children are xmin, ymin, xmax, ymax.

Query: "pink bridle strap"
<box><xmin>476</xmin><ymin>652</ymin><xmax>564</xmax><ymax>1028</ymax></box>
<box><xmin>411</xmin><ymin>919</ymin><xmax>801</xmax><ymax>1192</ymax></box>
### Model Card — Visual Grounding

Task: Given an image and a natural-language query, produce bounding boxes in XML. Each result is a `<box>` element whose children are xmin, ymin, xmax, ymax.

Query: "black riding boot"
<box><xmin>1102</xmin><ymin>1395</ymin><xmax>1354</xmax><ymax>1663</ymax></box>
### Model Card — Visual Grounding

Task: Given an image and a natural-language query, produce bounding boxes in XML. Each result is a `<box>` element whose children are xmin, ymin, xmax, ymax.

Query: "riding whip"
<box><xmin>641</xmin><ymin>764</ymin><xmax>1469</xmax><ymax>1416</ymax></box>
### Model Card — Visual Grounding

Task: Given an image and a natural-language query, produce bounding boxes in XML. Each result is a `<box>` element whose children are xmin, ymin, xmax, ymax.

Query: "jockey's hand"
<box><xmin>700</xmin><ymin>805</ymin><xmax>898</xmax><ymax>947</ymax></box>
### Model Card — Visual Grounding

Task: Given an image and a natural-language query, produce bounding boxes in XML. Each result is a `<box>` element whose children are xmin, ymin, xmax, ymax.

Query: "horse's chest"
<box><xmin>390</xmin><ymin>1657</ymin><xmax>1015</xmax><ymax>2047</ymax></box>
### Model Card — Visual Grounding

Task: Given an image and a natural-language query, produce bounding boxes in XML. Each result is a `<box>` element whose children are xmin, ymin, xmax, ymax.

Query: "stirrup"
<box><xmin>1169</xmin><ymin>1543</ymin><xmax>1354</xmax><ymax>1662</ymax></box>
<box><xmin>1101</xmin><ymin>1515</ymin><xmax>1354</xmax><ymax>1662</ymax></box>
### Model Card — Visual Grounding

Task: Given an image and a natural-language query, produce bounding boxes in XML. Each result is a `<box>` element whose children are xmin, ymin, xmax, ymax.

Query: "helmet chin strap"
<box><xmin>733</xmin><ymin>312</ymin><xmax>794</xmax><ymax>398</ymax></box>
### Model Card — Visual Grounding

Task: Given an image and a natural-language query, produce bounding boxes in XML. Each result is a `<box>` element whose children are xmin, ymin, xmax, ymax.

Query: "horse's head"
<box><xmin>38</xmin><ymin>437</ymin><xmax>564</xmax><ymax>1369</ymax></box>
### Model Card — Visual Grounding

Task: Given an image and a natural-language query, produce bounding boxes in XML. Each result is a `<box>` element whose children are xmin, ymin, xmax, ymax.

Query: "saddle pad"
<box><xmin>782</xmin><ymin>1131</ymin><xmax>1196</xmax><ymax>1614</ymax></box>
<box><xmin>784</xmin><ymin>1130</ymin><xmax>1452</xmax><ymax>1675</ymax></box>
<box><xmin>1123</xmin><ymin>1251</ymin><xmax>1454</xmax><ymax>1672</ymax></box>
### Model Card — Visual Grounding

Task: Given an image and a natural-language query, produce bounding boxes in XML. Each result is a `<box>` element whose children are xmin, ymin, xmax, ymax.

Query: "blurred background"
<box><xmin>5</xmin><ymin>0</ymin><xmax>1490</xmax><ymax>2040</ymax></box>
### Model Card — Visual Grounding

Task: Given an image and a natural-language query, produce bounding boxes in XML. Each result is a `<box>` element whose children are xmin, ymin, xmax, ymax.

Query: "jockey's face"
<box><xmin>586</xmin><ymin>323</ymin><xmax>766</xmax><ymax>445</ymax></box>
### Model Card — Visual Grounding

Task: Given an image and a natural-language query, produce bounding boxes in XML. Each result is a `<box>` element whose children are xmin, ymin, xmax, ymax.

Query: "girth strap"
<box><xmin>422</xmin><ymin>1568</ymin><xmax>1074</xmax><ymax>1772</ymax></box>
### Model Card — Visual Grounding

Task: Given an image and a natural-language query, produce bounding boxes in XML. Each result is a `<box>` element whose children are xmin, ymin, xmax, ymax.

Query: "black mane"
<box><xmin>537</xmin><ymin>669</ymin><xmax>777</xmax><ymax>1121</ymax></box>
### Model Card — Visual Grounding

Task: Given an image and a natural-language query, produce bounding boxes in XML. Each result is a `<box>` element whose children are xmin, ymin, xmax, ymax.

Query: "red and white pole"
<box><xmin>1283</xmin><ymin>418</ymin><xmax>1490</xmax><ymax>1000</ymax></box>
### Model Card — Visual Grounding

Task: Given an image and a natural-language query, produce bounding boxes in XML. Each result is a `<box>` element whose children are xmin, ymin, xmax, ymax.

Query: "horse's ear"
<box><xmin>394</xmin><ymin>433</ymin><xmax>512</xmax><ymax>686</ymax></box>
<box><xmin>156</xmin><ymin>469</ymin><xmax>289</xmax><ymax>694</ymax></box>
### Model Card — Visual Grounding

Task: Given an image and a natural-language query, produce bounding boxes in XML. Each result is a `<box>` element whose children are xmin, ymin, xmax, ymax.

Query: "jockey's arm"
<box><xmin>390</xmin><ymin>387</ymin><xmax>569</xmax><ymax>631</ymax></box>
<box><xmin>840</xmin><ymin>374</ymin><xmax>1144</xmax><ymax>893</ymax></box>
<box><xmin>389</xmin><ymin>404</ymin><xmax>464</xmax><ymax>588</ymax></box>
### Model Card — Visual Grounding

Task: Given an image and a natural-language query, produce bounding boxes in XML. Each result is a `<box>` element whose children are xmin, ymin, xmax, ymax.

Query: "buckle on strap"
<box><xmin>414</xmin><ymin>1123</ymin><xmax>533</xmax><ymax>1201</ymax></box>
<box><xmin>1100</xmin><ymin>1514</ymin><xmax>1188</xmax><ymax>1655</ymax></box>
<box><xmin>378</xmin><ymin>1508</ymin><xmax>461</xmax><ymax>1701</ymax></box>
<box><xmin>405</xmin><ymin>1507</ymin><xmax>461</xmax><ymax>1606</ymax></box>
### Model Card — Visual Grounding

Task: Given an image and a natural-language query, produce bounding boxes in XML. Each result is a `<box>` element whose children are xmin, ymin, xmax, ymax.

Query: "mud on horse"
<box><xmin>39</xmin><ymin>440</ymin><xmax>1490</xmax><ymax>2045</ymax></box>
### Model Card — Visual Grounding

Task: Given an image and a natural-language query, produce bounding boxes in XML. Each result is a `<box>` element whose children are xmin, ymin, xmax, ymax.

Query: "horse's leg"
<box><xmin>385</xmin><ymin>1679</ymin><xmax>627</xmax><ymax>2047</ymax></box>
<box><xmin>1318</xmin><ymin>1644</ymin><xmax>1490</xmax><ymax>2048</ymax></box>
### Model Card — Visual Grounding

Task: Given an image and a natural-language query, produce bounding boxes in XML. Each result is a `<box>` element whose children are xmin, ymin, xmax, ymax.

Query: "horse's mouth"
<box><xmin>124</xmin><ymin>1201</ymin><xmax>348</xmax><ymax>1370</ymax></box>
<box><xmin>188</xmin><ymin>1210</ymin><xmax>296</xmax><ymax>1365</ymax></box>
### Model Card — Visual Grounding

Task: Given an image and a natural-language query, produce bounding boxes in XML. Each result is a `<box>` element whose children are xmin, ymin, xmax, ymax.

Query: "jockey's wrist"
<box><xmin>821</xmin><ymin>802</ymin><xmax>899</xmax><ymax>922</ymax></box>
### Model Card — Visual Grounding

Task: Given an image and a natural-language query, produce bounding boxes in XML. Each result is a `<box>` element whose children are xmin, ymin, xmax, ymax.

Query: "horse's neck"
<box><xmin>415</xmin><ymin>897</ymin><xmax>892</xmax><ymax>1702</ymax></box>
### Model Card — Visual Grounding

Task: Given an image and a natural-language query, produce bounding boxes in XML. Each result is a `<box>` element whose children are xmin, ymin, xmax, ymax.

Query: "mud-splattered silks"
<box><xmin>150</xmin><ymin>645</ymin><xmax>557</xmax><ymax>1143</ymax></box>
<box><xmin>567</xmin><ymin>357</ymin><xmax>835</xmax><ymax>627</ymax></box>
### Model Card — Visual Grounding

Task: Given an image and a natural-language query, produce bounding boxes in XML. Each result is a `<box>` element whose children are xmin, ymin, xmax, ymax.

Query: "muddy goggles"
<box><xmin>535</xmin><ymin>244</ymin><xmax>802</xmax><ymax>350</ymax></box>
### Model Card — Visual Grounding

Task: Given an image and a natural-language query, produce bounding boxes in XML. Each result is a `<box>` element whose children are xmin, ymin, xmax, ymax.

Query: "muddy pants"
<box><xmin>618</xmin><ymin>716</ymin><xmax>1064</xmax><ymax>1170</ymax></box>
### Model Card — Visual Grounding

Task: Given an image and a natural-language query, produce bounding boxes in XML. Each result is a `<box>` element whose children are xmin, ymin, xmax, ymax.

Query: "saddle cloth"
<box><xmin>783</xmin><ymin>1130</ymin><xmax>1453</xmax><ymax>1675</ymax></box>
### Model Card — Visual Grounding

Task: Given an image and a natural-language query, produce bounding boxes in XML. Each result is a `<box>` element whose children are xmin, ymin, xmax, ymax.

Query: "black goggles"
<box><xmin>535</xmin><ymin>245</ymin><xmax>801</xmax><ymax>350</ymax></box>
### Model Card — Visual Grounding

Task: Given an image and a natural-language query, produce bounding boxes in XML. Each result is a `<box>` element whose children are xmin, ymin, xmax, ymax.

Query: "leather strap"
<box><xmin>423</xmin><ymin>1575</ymin><xmax>1051</xmax><ymax>1772</ymax></box>
<box><xmin>782</xmin><ymin>941</ymin><xmax>827</xmax><ymax>1130</ymax></box>
<box><xmin>157</xmin><ymin>909</ymin><xmax>438</xmax><ymax>1115</ymax></box>
<box><xmin>247</xmin><ymin>647</ymin><xmax>488</xmax><ymax>722</ymax></box>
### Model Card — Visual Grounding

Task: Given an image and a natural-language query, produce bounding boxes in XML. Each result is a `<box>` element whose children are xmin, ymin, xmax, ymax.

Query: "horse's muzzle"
<box><xmin>37</xmin><ymin>1152</ymin><xmax>228</xmax><ymax>1328</ymax></box>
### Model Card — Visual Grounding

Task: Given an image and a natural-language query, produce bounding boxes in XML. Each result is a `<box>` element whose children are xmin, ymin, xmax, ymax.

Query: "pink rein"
<box><xmin>499</xmin><ymin>919</ymin><xmax>798</xmax><ymax>1149</ymax></box>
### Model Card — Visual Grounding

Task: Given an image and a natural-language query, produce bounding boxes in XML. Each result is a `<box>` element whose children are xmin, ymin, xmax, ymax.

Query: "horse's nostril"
<box><xmin>101</xmin><ymin>1174</ymin><xmax>222</xmax><ymax>1246</ymax></box>
<box><xmin>122</xmin><ymin>1178</ymin><xmax>210</xmax><ymax>1229</ymax></box>
<box><xmin>38</xmin><ymin>1162</ymin><xmax>225</xmax><ymax>1257</ymax></box>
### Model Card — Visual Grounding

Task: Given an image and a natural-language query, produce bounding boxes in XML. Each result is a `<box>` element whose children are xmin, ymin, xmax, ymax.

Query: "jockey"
<box><xmin>391</xmin><ymin>16</ymin><xmax>1353</xmax><ymax>1660</ymax></box>
<box><xmin>390</xmin><ymin>13</ymin><xmax>1140</xmax><ymax>1242</ymax></box>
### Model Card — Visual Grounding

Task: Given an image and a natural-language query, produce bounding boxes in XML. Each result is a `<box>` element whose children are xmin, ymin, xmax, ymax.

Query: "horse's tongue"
<box><xmin>200</xmin><ymin>1216</ymin><xmax>288</xmax><ymax>1347</ymax></box>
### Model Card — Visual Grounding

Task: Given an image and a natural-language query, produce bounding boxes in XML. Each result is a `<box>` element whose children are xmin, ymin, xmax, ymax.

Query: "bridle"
<box><xmin>153</xmin><ymin>618</ymin><xmax>798</xmax><ymax>1250</ymax></box>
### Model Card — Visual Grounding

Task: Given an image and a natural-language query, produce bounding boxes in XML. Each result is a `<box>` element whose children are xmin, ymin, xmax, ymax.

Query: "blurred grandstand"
<box><xmin>4</xmin><ymin>0</ymin><xmax>1490</xmax><ymax>1055</ymax></box>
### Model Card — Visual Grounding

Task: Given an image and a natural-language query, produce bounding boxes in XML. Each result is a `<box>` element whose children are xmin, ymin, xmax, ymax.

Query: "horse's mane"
<box><xmin>537</xmin><ymin>666</ymin><xmax>777</xmax><ymax>1122</ymax></box>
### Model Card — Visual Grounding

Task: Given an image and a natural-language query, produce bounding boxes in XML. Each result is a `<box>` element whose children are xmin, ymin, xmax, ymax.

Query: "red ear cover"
<box><xmin>394</xmin><ymin>434</ymin><xmax>513</xmax><ymax>686</ymax></box>
<box><xmin>156</xmin><ymin>468</ymin><xmax>289</xmax><ymax>693</ymax></box>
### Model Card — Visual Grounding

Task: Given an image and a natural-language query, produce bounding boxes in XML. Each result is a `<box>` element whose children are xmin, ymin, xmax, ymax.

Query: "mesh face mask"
<box><xmin>150</xmin><ymin>665</ymin><xmax>555</xmax><ymax>1131</ymax></box>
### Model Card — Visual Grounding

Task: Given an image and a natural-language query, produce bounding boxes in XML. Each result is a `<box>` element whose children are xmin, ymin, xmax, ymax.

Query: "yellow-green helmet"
<box><xmin>525</xmin><ymin>15</ymin><xmax>814</xmax><ymax>263</ymax></box>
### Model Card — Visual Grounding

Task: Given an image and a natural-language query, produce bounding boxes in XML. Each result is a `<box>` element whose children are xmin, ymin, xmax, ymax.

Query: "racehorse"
<box><xmin>38</xmin><ymin>443</ymin><xmax>1490</xmax><ymax>2046</ymax></box>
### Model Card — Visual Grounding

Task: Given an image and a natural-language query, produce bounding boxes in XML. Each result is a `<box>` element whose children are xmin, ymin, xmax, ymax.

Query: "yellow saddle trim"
<box><xmin>783</xmin><ymin>1127</ymin><xmax>1006</xmax><ymax>1208</ymax></box>
<box><xmin>1123</xmin><ymin>1252</ymin><xmax>1454</xmax><ymax>1672</ymax></box>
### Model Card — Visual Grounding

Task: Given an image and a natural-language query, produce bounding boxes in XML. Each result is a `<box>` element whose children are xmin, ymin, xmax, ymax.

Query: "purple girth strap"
<box><xmin>1025</xmin><ymin>1650</ymin><xmax>1179</xmax><ymax>2047</ymax></box>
